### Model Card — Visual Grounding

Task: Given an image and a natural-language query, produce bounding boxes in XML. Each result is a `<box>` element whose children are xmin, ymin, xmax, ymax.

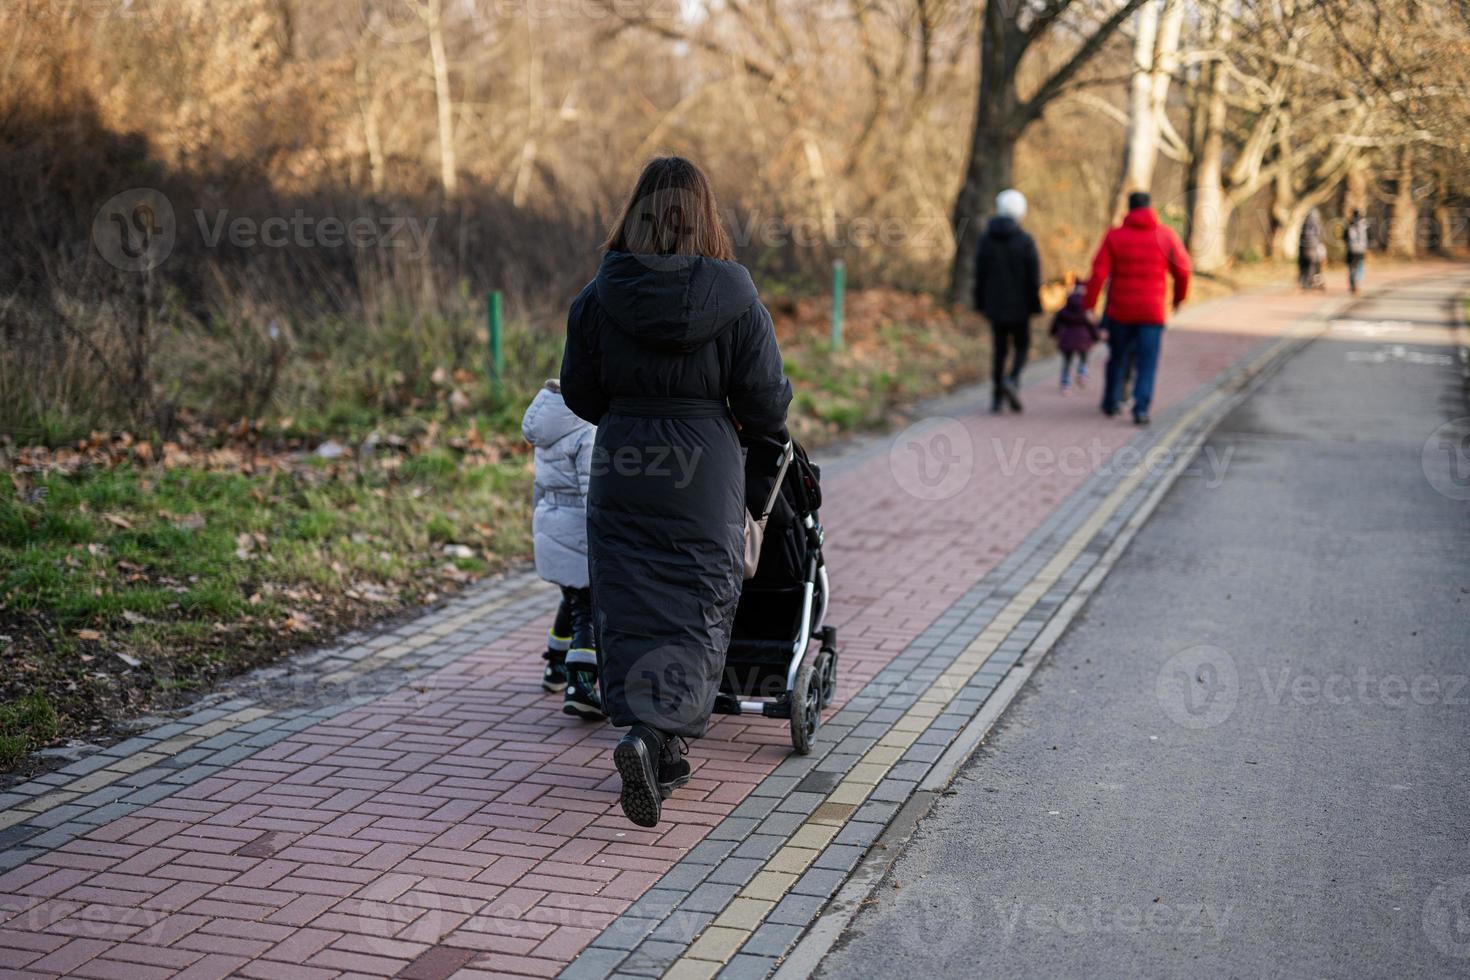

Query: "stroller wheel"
<box><xmin>789</xmin><ymin>660</ymin><xmax>820</xmax><ymax>755</ymax></box>
<box><xmin>816</xmin><ymin>646</ymin><xmax>838</xmax><ymax>709</ymax></box>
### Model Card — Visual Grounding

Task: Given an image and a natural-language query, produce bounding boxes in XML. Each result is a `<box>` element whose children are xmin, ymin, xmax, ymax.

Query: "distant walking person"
<box><xmin>974</xmin><ymin>189</ymin><xmax>1042</xmax><ymax>414</ymax></box>
<box><xmin>1083</xmin><ymin>191</ymin><xmax>1191</xmax><ymax>426</ymax></box>
<box><xmin>1344</xmin><ymin>210</ymin><xmax>1370</xmax><ymax>295</ymax></box>
<box><xmin>1298</xmin><ymin>209</ymin><xmax>1326</xmax><ymax>290</ymax></box>
<box><xmin>1050</xmin><ymin>281</ymin><xmax>1101</xmax><ymax>394</ymax></box>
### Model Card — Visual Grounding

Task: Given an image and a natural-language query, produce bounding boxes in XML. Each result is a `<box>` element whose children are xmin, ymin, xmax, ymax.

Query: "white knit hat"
<box><xmin>996</xmin><ymin>189</ymin><xmax>1027</xmax><ymax>222</ymax></box>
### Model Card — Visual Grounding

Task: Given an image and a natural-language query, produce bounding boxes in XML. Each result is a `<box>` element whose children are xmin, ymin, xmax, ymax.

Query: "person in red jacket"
<box><xmin>1082</xmin><ymin>192</ymin><xmax>1192</xmax><ymax>425</ymax></box>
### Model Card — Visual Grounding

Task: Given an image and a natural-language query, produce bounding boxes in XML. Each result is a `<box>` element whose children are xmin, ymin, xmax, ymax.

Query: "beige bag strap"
<box><xmin>743</xmin><ymin>509</ymin><xmax>768</xmax><ymax>580</ymax></box>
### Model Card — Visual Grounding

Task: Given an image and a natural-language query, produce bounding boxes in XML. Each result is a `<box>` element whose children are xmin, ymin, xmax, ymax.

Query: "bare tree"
<box><xmin>1114</xmin><ymin>0</ymin><xmax>1186</xmax><ymax>213</ymax></box>
<box><xmin>1387</xmin><ymin>143</ymin><xmax>1418</xmax><ymax>256</ymax></box>
<box><xmin>425</xmin><ymin>0</ymin><xmax>458</xmax><ymax>197</ymax></box>
<box><xmin>949</xmin><ymin>0</ymin><xmax>1150</xmax><ymax>305</ymax></box>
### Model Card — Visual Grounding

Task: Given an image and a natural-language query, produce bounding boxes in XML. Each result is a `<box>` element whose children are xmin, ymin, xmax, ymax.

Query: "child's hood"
<box><xmin>1064</xmin><ymin>285</ymin><xmax>1088</xmax><ymax>312</ymax></box>
<box><xmin>522</xmin><ymin>387</ymin><xmax>592</xmax><ymax>448</ymax></box>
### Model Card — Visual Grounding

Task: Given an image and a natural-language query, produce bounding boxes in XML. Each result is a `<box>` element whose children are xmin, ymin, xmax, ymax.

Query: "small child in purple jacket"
<box><xmin>1050</xmin><ymin>281</ymin><xmax>1101</xmax><ymax>393</ymax></box>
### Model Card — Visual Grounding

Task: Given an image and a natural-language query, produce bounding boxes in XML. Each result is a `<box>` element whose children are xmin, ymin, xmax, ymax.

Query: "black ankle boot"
<box><xmin>657</xmin><ymin>735</ymin><xmax>691</xmax><ymax>799</ymax></box>
<box><xmin>542</xmin><ymin>649</ymin><xmax>568</xmax><ymax>694</ymax></box>
<box><xmin>563</xmin><ymin>655</ymin><xmax>605</xmax><ymax>720</ymax></box>
<box><xmin>615</xmin><ymin>725</ymin><xmax>666</xmax><ymax>827</ymax></box>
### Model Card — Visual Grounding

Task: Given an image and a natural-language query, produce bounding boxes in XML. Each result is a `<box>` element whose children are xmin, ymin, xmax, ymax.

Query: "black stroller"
<box><xmin>713</xmin><ymin>432</ymin><xmax>837</xmax><ymax>754</ymax></box>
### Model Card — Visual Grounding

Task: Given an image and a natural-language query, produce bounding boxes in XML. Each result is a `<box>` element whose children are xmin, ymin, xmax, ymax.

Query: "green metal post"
<box><xmin>487</xmin><ymin>290</ymin><xmax>504</xmax><ymax>395</ymax></box>
<box><xmin>831</xmin><ymin>259</ymin><xmax>846</xmax><ymax>351</ymax></box>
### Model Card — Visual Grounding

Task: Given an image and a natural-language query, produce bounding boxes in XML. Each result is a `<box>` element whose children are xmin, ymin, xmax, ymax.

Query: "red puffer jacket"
<box><xmin>1082</xmin><ymin>207</ymin><xmax>1192</xmax><ymax>325</ymax></box>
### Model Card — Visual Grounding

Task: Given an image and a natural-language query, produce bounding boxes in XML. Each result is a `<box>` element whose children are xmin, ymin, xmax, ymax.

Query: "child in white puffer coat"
<box><xmin>522</xmin><ymin>379</ymin><xmax>603</xmax><ymax>720</ymax></box>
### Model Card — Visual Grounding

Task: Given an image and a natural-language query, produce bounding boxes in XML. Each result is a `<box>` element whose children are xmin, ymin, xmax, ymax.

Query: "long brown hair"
<box><xmin>603</xmin><ymin>156</ymin><xmax>735</xmax><ymax>261</ymax></box>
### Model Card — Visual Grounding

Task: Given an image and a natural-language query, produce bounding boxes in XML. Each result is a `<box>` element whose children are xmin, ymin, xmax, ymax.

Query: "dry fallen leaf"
<box><xmin>104</xmin><ymin>513</ymin><xmax>133</xmax><ymax>530</ymax></box>
<box><xmin>76</xmin><ymin>629</ymin><xmax>103</xmax><ymax>641</ymax></box>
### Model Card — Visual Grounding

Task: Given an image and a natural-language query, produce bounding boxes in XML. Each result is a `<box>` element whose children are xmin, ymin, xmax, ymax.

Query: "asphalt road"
<box><xmin>818</xmin><ymin>272</ymin><xmax>1470</xmax><ymax>979</ymax></box>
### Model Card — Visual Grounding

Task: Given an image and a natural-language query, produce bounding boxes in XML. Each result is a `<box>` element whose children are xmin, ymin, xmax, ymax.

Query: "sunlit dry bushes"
<box><xmin>3</xmin><ymin>0</ymin><xmax>1466</xmax><ymax>443</ymax></box>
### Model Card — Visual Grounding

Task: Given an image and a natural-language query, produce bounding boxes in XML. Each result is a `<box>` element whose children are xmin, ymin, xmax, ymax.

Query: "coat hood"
<box><xmin>593</xmin><ymin>250</ymin><xmax>760</xmax><ymax>354</ymax></box>
<box><xmin>1064</xmin><ymin>286</ymin><xmax>1088</xmax><ymax>312</ymax></box>
<box><xmin>985</xmin><ymin>216</ymin><xmax>1021</xmax><ymax>239</ymax></box>
<box><xmin>522</xmin><ymin>386</ymin><xmax>590</xmax><ymax>448</ymax></box>
<box><xmin>1123</xmin><ymin>207</ymin><xmax>1160</xmax><ymax>230</ymax></box>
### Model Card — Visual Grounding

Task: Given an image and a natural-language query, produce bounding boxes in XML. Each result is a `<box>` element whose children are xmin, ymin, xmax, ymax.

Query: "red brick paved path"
<box><xmin>0</xmin><ymin>279</ymin><xmax>1429</xmax><ymax>979</ymax></box>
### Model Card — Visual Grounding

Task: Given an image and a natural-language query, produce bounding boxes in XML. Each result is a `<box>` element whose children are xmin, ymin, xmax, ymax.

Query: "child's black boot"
<box><xmin>542</xmin><ymin>597</ymin><xmax>572</xmax><ymax>693</ymax></box>
<box><xmin>562</xmin><ymin>589</ymin><xmax>606</xmax><ymax>721</ymax></box>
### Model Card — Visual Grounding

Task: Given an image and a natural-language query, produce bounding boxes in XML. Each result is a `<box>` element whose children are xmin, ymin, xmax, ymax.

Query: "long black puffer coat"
<box><xmin>560</xmin><ymin>251</ymin><xmax>792</xmax><ymax>737</ymax></box>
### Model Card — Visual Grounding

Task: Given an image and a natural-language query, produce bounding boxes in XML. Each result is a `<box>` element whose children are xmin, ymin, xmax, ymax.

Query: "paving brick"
<box><xmin>717</xmin><ymin>952</ymin><xmax>779</xmax><ymax>980</ymax></box>
<box><xmin>678</xmin><ymin>880</ymin><xmax>741</xmax><ymax>916</ymax></box>
<box><xmin>741</xmin><ymin>921</ymin><xmax>803</xmax><ymax>958</ymax></box>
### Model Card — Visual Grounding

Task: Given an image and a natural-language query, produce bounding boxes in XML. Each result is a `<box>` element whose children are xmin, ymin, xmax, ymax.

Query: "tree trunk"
<box><xmin>355</xmin><ymin>38</ymin><xmax>386</xmax><ymax>195</ymax></box>
<box><xmin>949</xmin><ymin>125</ymin><xmax>1018</xmax><ymax>305</ymax></box>
<box><xmin>426</xmin><ymin>0</ymin><xmax>458</xmax><ymax>198</ymax></box>
<box><xmin>948</xmin><ymin>6</ymin><xmax>1019</xmax><ymax>306</ymax></box>
<box><xmin>1186</xmin><ymin>15</ymin><xmax>1233</xmax><ymax>273</ymax></box>
<box><xmin>1431</xmin><ymin>203</ymin><xmax>1452</xmax><ymax>253</ymax></box>
<box><xmin>1114</xmin><ymin>0</ymin><xmax>1182</xmax><ymax>215</ymax></box>
<box><xmin>1115</xmin><ymin>0</ymin><xmax>1161</xmax><ymax>211</ymax></box>
<box><xmin>1270</xmin><ymin>208</ymin><xmax>1300</xmax><ymax>261</ymax></box>
<box><xmin>1388</xmin><ymin>145</ymin><xmax>1417</xmax><ymax>258</ymax></box>
<box><xmin>1268</xmin><ymin>126</ymin><xmax>1297</xmax><ymax>259</ymax></box>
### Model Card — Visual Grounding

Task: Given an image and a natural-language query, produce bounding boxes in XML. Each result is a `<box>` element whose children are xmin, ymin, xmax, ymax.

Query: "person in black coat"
<box><xmin>974</xmin><ymin>189</ymin><xmax>1042</xmax><ymax>413</ymax></box>
<box><xmin>561</xmin><ymin>157</ymin><xmax>793</xmax><ymax>827</ymax></box>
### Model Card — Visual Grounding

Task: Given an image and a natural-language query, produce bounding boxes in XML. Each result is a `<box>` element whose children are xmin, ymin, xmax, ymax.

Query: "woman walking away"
<box><xmin>1344</xmin><ymin>210</ymin><xmax>1369</xmax><ymax>295</ymax></box>
<box><xmin>1298</xmin><ymin>209</ymin><xmax>1326</xmax><ymax>290</ymax></box>
<box><xmin>1050</xmin><ymin>281</ymin><xmax>1100</xmax><ymax>394</ymax></box>
<box><xmin>974</xmin><ymin>189</ymin><xmax>1042</xmax><ymax>413</ymax></box>
<box><xmin>561</xmin><ymin>157</ymin><xmax>792</xmax><ymax>828</ymax></box>
<box><xmin>522</xmin><ymin>380</ymin><xmax>605</xmax><ymax>721</ymax></box>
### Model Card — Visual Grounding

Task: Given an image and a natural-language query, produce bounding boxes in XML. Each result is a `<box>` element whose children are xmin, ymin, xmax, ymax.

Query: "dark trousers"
<box><xmin>1298</xmin><ymin>255</ymin><xmax>1321</xmax><ymax>288</ymax></box>
<box><xmin>1060</xmin><ymin>350</ymin><xmax>1089</xmax><ymax>385</ymax></box>
<box><xmin>1347</xmin><ymin>253</ymin><xmax>1366</xmax><ymax>291</ymax></box>
<box><xmin>1102</xmin><ymin>320</ymin><xmax>1163</xmax><ymax>417</ymax></box>
<box><xmin>990</xmin><ymin>320</ymin><xmax>1030</xmax><ymax>393</ymax></box>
